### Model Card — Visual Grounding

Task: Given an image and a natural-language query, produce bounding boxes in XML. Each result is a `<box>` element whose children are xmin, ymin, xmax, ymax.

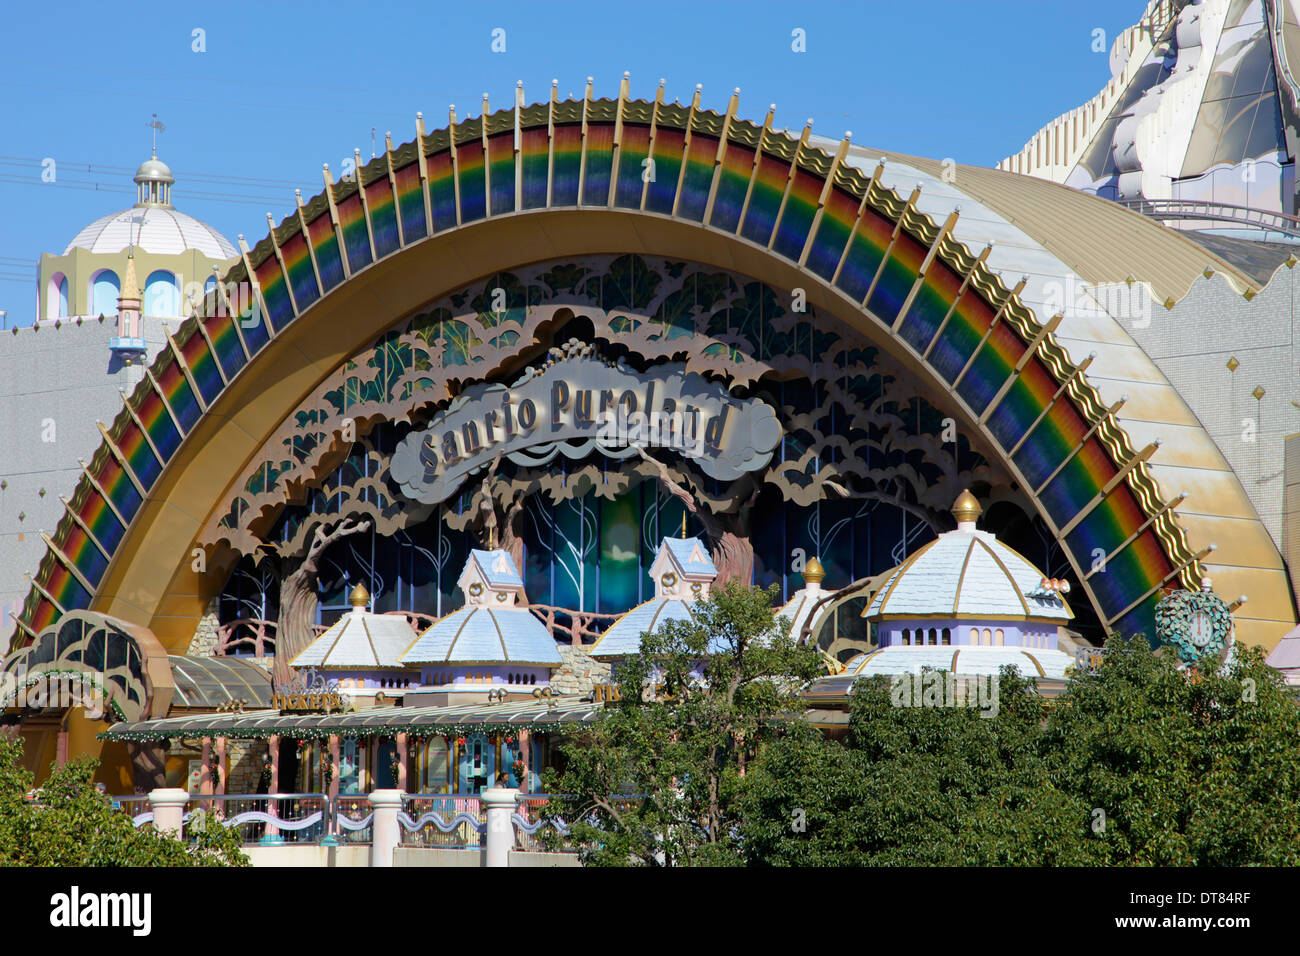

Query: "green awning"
<box><xmin>99</xmin><ymin>697</ymin><xmax>604</xmax><ymax>742</ymax></box>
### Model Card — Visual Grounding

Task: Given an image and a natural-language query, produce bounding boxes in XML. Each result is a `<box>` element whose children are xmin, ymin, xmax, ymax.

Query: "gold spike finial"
<box><xmin>349</xmin><ymin>582</ymin><xmax>369</xmax><ymax>609</ymax></box>
<box><xmin>803</xmin><ymin>556</ymin><xmax>825</xmax><ymax>584</ymax></box>
<box><xmin>952</xmin><ymin>489</ymin><xmax>982</xmax><ymax>525</ymax></box>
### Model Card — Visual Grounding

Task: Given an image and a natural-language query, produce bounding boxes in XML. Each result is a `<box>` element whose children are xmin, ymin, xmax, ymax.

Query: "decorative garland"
<box><xmin>0</xmin><ymin>669</ymin><xmax>128</xmax><ymax>722</ymax></box>
<box><xmin>1155</xmin><ymin>588</ymin><xmax>1232</xmax><ymax>664</ymax></box>
<box><xmin>98</xmin><ymin>718</ymin><xmax>581</xmax><ymax>744</ymax></box>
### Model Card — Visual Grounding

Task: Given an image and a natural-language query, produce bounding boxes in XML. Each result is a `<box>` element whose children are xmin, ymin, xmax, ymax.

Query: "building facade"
<box><xmin>1</xmin><ymin>54</ymin><xmax>1298</xmax><ymax>787</ymax></box>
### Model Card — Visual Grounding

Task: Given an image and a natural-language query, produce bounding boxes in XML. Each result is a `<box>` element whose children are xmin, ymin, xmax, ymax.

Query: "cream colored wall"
<box><xmin>37</xmin><ymin>248</ymin><xmax>236</xmax><ymax>320</ymax></box>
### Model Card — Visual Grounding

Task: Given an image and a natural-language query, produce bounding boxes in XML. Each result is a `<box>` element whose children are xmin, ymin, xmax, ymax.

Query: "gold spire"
<box><xmin>952</xmin><ymin>489</ymin><xmax>982</xmax><ymax>524</ymax></box>
<box><xmin>803</xmin><ymin>556</ymin><xmax>825</xmax><ymax>584</ymax></box>
<box><xmin>349</xmin><ymin>582</ymin><xmax>369</xmax><ymax>608</ymax></box>
<box><xmin>119</xmin><ymin>249</ymin><xmax>140</xmax><ymax>302</ymax></box>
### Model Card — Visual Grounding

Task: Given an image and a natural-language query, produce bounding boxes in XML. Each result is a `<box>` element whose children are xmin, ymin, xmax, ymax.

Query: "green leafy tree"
<box><xmin>741</xmin><ymin>668</ymin><xmax>1097</xmax><ymax>865</ymax></box>
<box><xmin>0</xmin><ymin>735</ymin><xmax>249</xmax><ymax>866</ymax></box>
<box><xmin>740</xmin><ymin>636</ymin><xmax>1300</xmax><ymax>866</ymax></box>
<box><xmin>540</xmin><ymin>582</ymin><xmax>823</xmax><ymax>866</ymax></box>
<box><xmin>1041</xmin><ymin>636</ymin><xmax>1300</xmax><ymax>865</ymax></box>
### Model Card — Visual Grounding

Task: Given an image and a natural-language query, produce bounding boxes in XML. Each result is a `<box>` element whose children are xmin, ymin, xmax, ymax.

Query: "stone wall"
<box><xmin>187</xmin><ymin>597</ymin><xmax>222</xmax><ymax>657</ymax></box>
<box><xmin>226</xmin><ymin>740</ymin><xmax>270</xmax><ymax>793</ymax></box>
<box><xmin>0</xmin><ymin>320</ymin><xmax>175</xmax><ymax>639</ymax></box>
<box><xmin>549</xmin><ymin>645</ymin><xmax>611</xmax><ymax>696</ymax></box>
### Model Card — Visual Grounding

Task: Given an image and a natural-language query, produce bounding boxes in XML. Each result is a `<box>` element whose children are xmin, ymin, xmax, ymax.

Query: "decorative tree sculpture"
<box><xmin>263</xmin><ymin>515</ymin><xmax>371</xmax><ymax>685</ymax></box>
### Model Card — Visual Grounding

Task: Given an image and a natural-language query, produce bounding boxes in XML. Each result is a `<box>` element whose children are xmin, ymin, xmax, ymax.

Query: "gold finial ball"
<box><xmin>803</xmin><ymin>557</ymin><xmax>826</xmax><ymax>584</ymax></box>
<box><xmin>349</xmin><ymin>582</ymin><xmax>370</xmax><ymax>608</ymax></box>
<box><xmin>952</xmin><ymin>489</ymin><xmax>982</xmax><ymax>524</ymax></box>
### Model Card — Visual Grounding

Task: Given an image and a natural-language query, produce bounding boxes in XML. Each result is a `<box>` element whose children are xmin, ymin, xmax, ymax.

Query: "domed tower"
<box><xmin>35</xmin><ymin>146</ymin><xmax>237</xmax><ymax>337</ymax></box>
<box><xmin>776</xmin><ymin>556</ymin><xmax>836</xmax><ymax>643</ymax></box>
<box><xmin>399</xmin><ymin>549</ymin><xmax>563</xmax><ymax>703</ymax></box>
<box><xmin>589</xmin><ymin>536</ymin><xmax>720</xmax><ymax>663</ymax></box>
<box><xmin>843</xmin><ymin>490</ymin><xmax>1077</xmax><ymax>680</ymax></box>
<box><xmin>290</xmin><ymin>583</ymin><xmax>419</xmax><ymax>703</ymax></box>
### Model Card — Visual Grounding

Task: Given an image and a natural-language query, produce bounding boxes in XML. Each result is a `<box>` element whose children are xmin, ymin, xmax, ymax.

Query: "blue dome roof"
<box><xmin>590</xmin><ymin>597</ymin><xmax>716</xmax><ymax>659</ymax></box>
<box><xmin>400</xmin><ymin>606</ymin><xmax>562</xmax><ymax>666</ymax></box>
<box><xmin>866</xmin><ymin>528</ymin><xmax>1072</xmax><ymax>622</ymax></box>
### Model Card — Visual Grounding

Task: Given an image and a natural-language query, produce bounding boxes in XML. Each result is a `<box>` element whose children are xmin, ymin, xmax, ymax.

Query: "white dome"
<box><xmin>867</xmin><ymin>527</ymin><xmax>1073</xmax><ymax>622</ymax></box>
<box><xmin>64</xmin><ymin>206</ymin><xmax>236</xmax><ymax>259</ymax></box>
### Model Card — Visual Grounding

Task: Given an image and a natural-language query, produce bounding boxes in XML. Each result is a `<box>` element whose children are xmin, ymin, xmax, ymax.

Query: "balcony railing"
<box><xmin>1116</xmin><ymin>197</ymin><xmax>1300</xmax><ymax>238</ymax></box>
<box><xmin>122</xmin><ymin>790</ymin><xmax>590</xmax><ymax>858</ymax></box>
<box><xmin>396</xmin><ymin>794</ymin><xmax>485</xmax><ymax>848</ymax></box>
<box><xmin>180</xmin><ymin>793</ymin><xmax>330</xmax><ymax>845</ymax></box>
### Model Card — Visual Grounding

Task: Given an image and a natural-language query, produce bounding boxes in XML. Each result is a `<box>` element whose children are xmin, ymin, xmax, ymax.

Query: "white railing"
<box><xmin>396</xmin><ymin>794</ymin><xmax>485</xmax><ymax>848</ymax></box>
<box><xmin>511</xmin><ymin>794</ymin><xmax>569</xmax><ymax>851</ymax></box>
<box><xmin>128</xmin><ymin>788</ymin><xmax>584</xmax><ymax>863</ymax></box>
<box><xmin>169</xmin><ymin>794</ymin><xmax>330</xmax><ymax>844</ymax></box>
<box><xmin>1116</xmin><ymin>197</ymin><xmax>1300</xmax><ymax>237</ymax></box>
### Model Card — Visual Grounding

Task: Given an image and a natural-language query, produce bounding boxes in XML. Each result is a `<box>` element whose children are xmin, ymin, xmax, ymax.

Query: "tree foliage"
<box><xmin>742</xmin><ymin>636</ymin><xmax>1300</xmax><ymax>866</ymax></box>
<box><xmin>540</xmin><ymin>582</ymin><xmax>824</xmax><ymax>866</ymax></box>
<box><xmin>0</xmin><ymin>735</ymin><xmax>248</xmax><ymax>867</ymax></box>
<box><xmin>543</xmin><ymin>595</ymin><xmax>1300</xmax><ymax>867</ymax></box>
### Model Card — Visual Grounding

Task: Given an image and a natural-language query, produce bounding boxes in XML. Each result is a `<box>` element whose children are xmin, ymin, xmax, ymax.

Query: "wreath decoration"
<box><xmin>1155</xmin><ymin>588</ymin><xmax>1232</xmax><ymax>664</ymax></box>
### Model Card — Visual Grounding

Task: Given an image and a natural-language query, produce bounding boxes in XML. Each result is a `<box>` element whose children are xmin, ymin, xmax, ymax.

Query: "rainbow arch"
<box><xmin>11</xmin><ymin>81</ymin><xmax>1239</xmax><ymax>651</ymax></box>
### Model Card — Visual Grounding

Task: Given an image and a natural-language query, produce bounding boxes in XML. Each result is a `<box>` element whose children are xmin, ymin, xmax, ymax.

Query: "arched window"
<box><xmin>529</xmin><ymin>674</ymin><xmax>536</xmax><ymax>685</ymax></box>
<box><xmin>902</xmin><ymin>628</ymin><xmax>911</xmax><ymax>646</ymax></box>
<box><xmin>90</xmin><ymin>269</ymin><xmax>119</xmax><ymax>317</ymax></box>
<box><xmin>47</xmin><ymin>273</ymin><xmax>68</xmax><ymax>319</ymax></box>
<box><xmin>145</xmin><ymin>270</ymin><xmax>181</xmax><ymax>317</ymax></box>
<box><xmin>995</xmin><ymin>628</ymin><xmax>1004</xmax><ymax>646</ymax></box>
<box><xmin>928</xmin><ymin>627</ymin><xmax>938</xmax><ymax>645</ymax></box>
<box><xmin>942</xmin><ymin>627</ymin><xmax>951</xmax><ymax>645</ymax></box>
<box><xmin>969</xmin><ymin>628</ymin><xmax>978</xmax><ymax>645</ymax></box>
<box><xmin>982</xmin><ymin>628</ymin><xmax>992</xmax><ymax>645</ymax></box>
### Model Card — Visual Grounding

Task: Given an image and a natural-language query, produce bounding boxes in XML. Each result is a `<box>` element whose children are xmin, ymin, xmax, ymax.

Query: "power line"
<box><xmin>0</xmin><ymin>176</ymin><xmax>292</xmax><ymax>208</ymax></box>
<box><xmin>0</xmin><ymin>156</ymin><xmax>307</xmax><ymax>189</ymax></box>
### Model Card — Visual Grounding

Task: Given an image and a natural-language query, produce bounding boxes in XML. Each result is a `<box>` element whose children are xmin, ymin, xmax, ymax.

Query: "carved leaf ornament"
<box><xmin>1154</xmin><ymin>588</ymin><xmax>1232</xmax><ymax>664</ymax></box>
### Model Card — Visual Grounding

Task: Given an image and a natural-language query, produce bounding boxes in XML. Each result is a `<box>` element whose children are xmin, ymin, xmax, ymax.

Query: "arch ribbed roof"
<box><xmin>291</xmin><ymin>611</ymin><xmax>417</xmax><ymax>670</ymax></box>
<box><xmin>777</xmin><ymin>587</ymin><xmax>832</xmax><ymax>641</ymax></box>
<box><xmin>589</xmin><ymin>597</ymin><xmax>707</xmax><ymax>659</ymax></box>
<box><xmin>167</xmin><ymin>655</ymin><xmax>272</xmax><ymax>709</ymax></box>
<box><xmin>401</xmin><ymin>606</ymin><xmax>562</xmax><ymax>666</ymax></box>
<box><xmin>867</xmin><ymin>528</ymin><xmax>1072</xmax><ymax>622</ymax></box>
<box><xmin>830</xmin><ymin>142</ymin><xmax>1259</xmax><ymax>303</ymax></box>
<box><xmin>14</xmin><ymin>82</ymin><xmax>1295</xmax><ymax>676</ymax></box>
<box><xmin>65</xmin><ymin>206</ymin><xmax>236</xmax><ymax>259</ymax></box>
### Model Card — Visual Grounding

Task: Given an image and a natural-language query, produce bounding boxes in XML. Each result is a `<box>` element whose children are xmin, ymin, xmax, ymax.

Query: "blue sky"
<box><xmin>0</xmin><ymin>0</ymin><xmax>1146</xmax><ymax>318</ymax></box>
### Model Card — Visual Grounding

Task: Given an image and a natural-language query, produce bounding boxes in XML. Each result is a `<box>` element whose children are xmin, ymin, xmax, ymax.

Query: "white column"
<box><xmin>369</xmin><ymin>789</ymin><xmax>404</xmax><ymax>868</ymax></box>
<box><xmin>482</xmin><ymin>787</ymin><xmax>519</xmax><ymax>868</ymax></box>
<box><xmin>148</xmin><ymin>788</ymin><xmax>190</xmax><ymax>837</ymax></box>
